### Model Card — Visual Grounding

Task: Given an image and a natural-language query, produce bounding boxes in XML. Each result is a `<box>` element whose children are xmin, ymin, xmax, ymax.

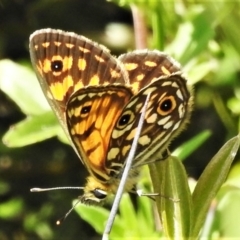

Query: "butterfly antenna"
<box><xmin>102</xmin><ymin>93</ymin><xmax>151</xmax><ymax>240</ymax></box>
<box><xmin>30</xmin><ymin>187</ymin><xmax>83</xmax><ymax>224</ymax></box>
<box><xmin>30</xmin><ymin>186</ymin><xmax>84</xmax><ymax>192</ymax></box>
<box><xmin>56</xmin><ymin>199</ymin><xmax>81</xmax><ymax>225</ymax></box>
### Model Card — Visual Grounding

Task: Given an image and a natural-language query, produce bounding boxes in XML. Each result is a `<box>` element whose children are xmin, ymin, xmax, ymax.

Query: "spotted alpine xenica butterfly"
<box><xmin>29</xmin><ymin>28</ymin><xmax>192</xmax><ymax>205</ymax></box>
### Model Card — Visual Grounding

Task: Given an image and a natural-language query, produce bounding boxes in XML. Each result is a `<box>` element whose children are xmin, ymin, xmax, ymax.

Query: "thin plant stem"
<box><xmin>131</xmin><ymin>4</ymin><xmax>148</xmax><ymax>49</ymax></box>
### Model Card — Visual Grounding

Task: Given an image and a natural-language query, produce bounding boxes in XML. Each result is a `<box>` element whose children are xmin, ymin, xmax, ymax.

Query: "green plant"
<box><xmin>1</xmin><ymin>0</ymin><xmax>240</xmax><ymax>239</ymax></box>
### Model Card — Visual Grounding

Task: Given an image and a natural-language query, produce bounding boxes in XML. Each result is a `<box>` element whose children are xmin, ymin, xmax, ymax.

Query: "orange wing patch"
<box><xmin>78</xmin><ymin>58</ymin><xmax>87</xmax><ymax>71</ymax></box>
<box><xmin>49</xmin><ymin>76</ymin><xmax>74</xmax><ymax>101</ymax></box>
<box><xmin>66</xmin><ymin>86</ymin><xmax>133</xmax><ymax>180</ymax></box>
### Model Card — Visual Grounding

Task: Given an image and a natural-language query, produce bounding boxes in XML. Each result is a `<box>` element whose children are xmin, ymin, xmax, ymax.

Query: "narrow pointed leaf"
<box><xmin>75</xmin><ymin>202</ymin><xmax>124</xmax><ymax>238</ymax></box>
<box><xmin>192</xmin><ymin>134</ymin><xmax>240</xmax><ymax>237</ymax></box>
<box><xmin>149</xmin><ymin>155</ymin><xmax>192</xmax><ymax>239</ymax></box>
<box><xmin>173</xmin><ymin>130</ymin><xmax>211</xmax><ymax>161</ymax></box>
<box><xmin>118</xmin><ymin>194</ymin><xmax>137</xmax><ymax>231</ymax></box>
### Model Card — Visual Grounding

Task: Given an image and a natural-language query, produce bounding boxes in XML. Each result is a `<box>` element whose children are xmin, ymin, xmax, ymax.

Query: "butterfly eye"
<box><xmin>158</xmin><ymin>96</ymin><xmax>176</xmax><ymax>116</ymax></box>
<box><xmin>92</xmin><ymin>188</ymin><xmax>107</xmax><ymax>200</ymax></box>
<box><xmin>117</xmin><ymin>110</ymin><xmax>134</xmax><ymax>128</ymax></box>
<box><xmin>51</xmin><ymin>60</ymin><xmax>63</xmax><ymax>72</ymax></box>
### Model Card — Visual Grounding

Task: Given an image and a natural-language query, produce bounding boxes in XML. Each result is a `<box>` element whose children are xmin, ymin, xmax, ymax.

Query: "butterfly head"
<box><xmin>80</xmin><ymin>176</ymin><xmax>112</xmax><ymax>205</ymax></box>
<box><xmin>80</xmin><ymin>172</ymin><xmax>138</xmax><ymax>205</ymax></box>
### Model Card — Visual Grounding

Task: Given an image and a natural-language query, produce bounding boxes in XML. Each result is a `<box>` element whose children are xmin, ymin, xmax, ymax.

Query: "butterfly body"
<box><xmin>30</xmin><ymin>29</ymin><xmax>192</xmax><ymax>205</ymax></box>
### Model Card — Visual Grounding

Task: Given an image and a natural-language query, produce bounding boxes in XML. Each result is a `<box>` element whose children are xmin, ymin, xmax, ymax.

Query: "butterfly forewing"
<box><xmin>29</xmin><ymin>29</ymin><xmax>129</xmax><ymax>137</ymax></box>
<box><xmin>66</xmin><ymin>85</ymin><xmax>133</xmax><ymax>182</ymax></box>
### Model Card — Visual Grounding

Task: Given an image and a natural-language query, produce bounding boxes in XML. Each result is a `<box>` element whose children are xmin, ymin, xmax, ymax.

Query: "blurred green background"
<box><xmin>0</xmin><ymin>0</ymin><xmax>240</xmax><ymax>239</ymax></box>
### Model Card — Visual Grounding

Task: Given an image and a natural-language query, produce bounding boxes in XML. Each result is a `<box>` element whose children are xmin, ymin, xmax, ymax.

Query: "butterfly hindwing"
<box><xmin>66</xmin><ymin>85</ymin><xmax>133</xmax><ymax>182</ymax></box>
<box><xmin>102</xmin><ymin>50</ymin><xmax>191</xmax><ymax>176</ymax></box>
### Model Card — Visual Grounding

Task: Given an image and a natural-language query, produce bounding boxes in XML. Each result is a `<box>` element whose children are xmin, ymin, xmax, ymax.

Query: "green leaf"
<box><xmin>173</xmin><ymin>130</ymin><xmax>212</xmax><ymax>161</ymax></box>
<box><xmin>215</xmin><ymin>189</ymin><xmax>240</xmax><ymax>238</ymax></box>
<box><xmin>227</xmin><ymin>162</ymin><xmax>240</xmax><ymax>187</ymax></box>
<box><xmin>75</xmin><ymin>193</ymin><xmax>160</xmax><ymax>239</ymax></box>
<box><xmin>137</xmin><ymin>193</ymin><xmax>155</xmax><ymax>236</ymax></box>
<box><xmin>117</xmin><ymin>194</ymin><xmax>160</xmax><ymax>239</ymax></box>
<box><xmin>0</xmin><ymin>59</ymin><xmax>50</xmax><ymax>115</ymax></box>
<box><xmin>118</xmin><ymin>194</ymin><xmax>137</xmax><ymax>233</ymax></box>
<box><xmin>168</xmin><ymin>8</ymin><xmax>214</xmax><ymax>65</ymax></box>
<box><xmin>191</xmin><ymin>134</ymin><xmax>240</xmax><ymax>238</ymax></box>
<box><xmin>2</xmin><ymin>112</ymin><xmax>63</xmax><ymax>147</ymax></box>
<box><xmin>149</xmin><ymin>155</ymin><xmax>192</xmax><ymax>239</ymax></box>
<box><xmin>186</xmin><ymin>60</ymin><xmax>218</xmax><ymax>85</ymax></box>
<box><xmin>75</xmin><ymin>203</ymin><xmax>110</xmax><ymax>234</ymax></box>
<box><xmin>201</xmin><ymin>163</ymin><xmax>240</xmax><ymax>238</ymax></box>
<box><xmin>0</xmin><ymin>198</ymin><xmax>24</xmax><ymax>219</ymax></box>
<box><xmin>75</xmin><ymin>201</ymin><xmax>124</xmax><ymax>239</ymax></box>
<box><xmin>24</xmin><ymin>204</ymin><xmax>54</xmax><ymax>239</ymax></box>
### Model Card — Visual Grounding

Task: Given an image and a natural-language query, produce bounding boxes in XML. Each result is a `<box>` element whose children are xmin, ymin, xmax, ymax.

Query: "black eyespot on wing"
<box><xmin>160</xmin><ymin>98</ymin><xmax>172</xmax><ymax>112</ymax></box>
<box><xmin>157</xmin><ymin>96</ymin><xmax>176</xmax><ymax>116</ymax></box>
<box><xmin>51</xmin><ymin>60</ymin><xmax>63</xmax><ymax>72</ymax></box>
<box><xmin>81</xmin><ymin>105</ymin><xmax>92</xmax><ymax>114</ymax></box>
<box><xmin>118</xmin><ymin>113</ymin><xmax>131</xmax><ymax>126</ymax></box>
<box><xmin>117</xmin><ymin>110</ymin><xmax>135</xmax><ymax>129</ymax></box>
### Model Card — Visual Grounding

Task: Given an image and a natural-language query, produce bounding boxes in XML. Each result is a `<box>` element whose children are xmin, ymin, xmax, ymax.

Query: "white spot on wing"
<box><xmin>158</xmin><ymin>116</ymin><xmax>171</xmax><ymax>125</ymax></box>
<box><xmin>178</xmin><ymin>104</ymin><xmax>185</xmax><ymax>118</ymax></box>
<box><xmin>172</xmin><ymin>82</ymin><xmax>179</xmax><ymax>88</ymax></box>
<box><xmin>176</xmin><ymin>89</ymin><xmax>183</xmax><ymax>100</ymax></box>
<box><xmin>164</xmin><ymin>121</ymin><xmax>173</xmax><ymax>129</ymax></box>
<box><xmin>138</xmin><ymin>135</ymin><xmax>151</xmax><ymax>146</ymax></box>
<box><xmin>173</xmin><ymin>121</ymin><xmax>181</xmax><ymax>131</ymax></box>
<box><xmin>147</xmin><ymin>113</ymin><xmax>157</xmax><ymax>123</ymax></box>
<box><xmin>107</xmin><ymin>148</ymin><xmax>120</xmax><ymax>160</ymax></box>
<box><xmin>162</xmin><ymin>81</ymin><xmax>172</xmax><ymax>86</ymax></box>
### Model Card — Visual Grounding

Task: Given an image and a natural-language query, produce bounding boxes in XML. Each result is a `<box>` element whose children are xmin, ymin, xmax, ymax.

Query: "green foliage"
<box><xmin>76</xmin><ymin>134</ymin><xmax>239</xmax><ymax>239</ymax></box>
<box><xmin>0</xmin><ymin>60</ymin><xmax>50</xmax><ymax>115</ymax></box>
<box><xmin>0</xmin><ymin>198</ymin><xmax>24</xmax><ymax>219</ymax></box>
<box><xmin>23</xmin><ymin>204</ymin><xmax>54</xmax><ymax>240</ymax></box>
<box><xmin>191</xmin><ymin>135</ymin><xmax>240</xmax><ymax>237</ymax></box>
<box><xmin>172</xmin><ymin>130</ymin><xmax>212</xmax><ymax>161</ymax></box>
<box><xmin>1</xmin><ymin>0</ymin><xmax>240</xmax><ymax>239</ymax></box>
<box><xmin>75</xmin><ymin>193</ymin><xmax>162</xmax><ymax>239</ymax></box>
<box><xmin>208</xmin><ymin>162</ymin><xmax>240</xmax><ymax>238</ymax></box>
<box><xmin>0</xmin><ymin>60</ymin><xmax>68</xmax><ymax>146</ymax></box>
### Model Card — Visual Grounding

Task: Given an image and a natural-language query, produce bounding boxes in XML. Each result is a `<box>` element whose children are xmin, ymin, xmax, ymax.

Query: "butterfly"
<box><xmin>29</xmin><ymin>28</ymin><xmax>192</xmax><ymax>205</ymax></box>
